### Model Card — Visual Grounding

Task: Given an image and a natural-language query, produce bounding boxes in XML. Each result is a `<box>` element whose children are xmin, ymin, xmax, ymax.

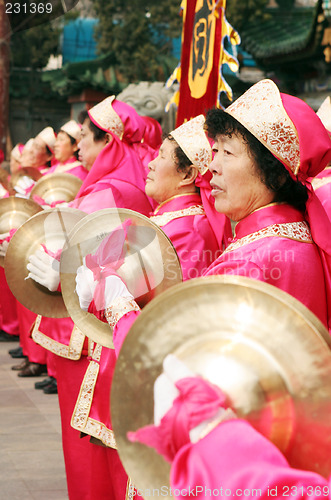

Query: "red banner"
<box><xmin>175</xmin><ymin>0</ymin><xmax>225</xmax><ymax>127</ymax></box>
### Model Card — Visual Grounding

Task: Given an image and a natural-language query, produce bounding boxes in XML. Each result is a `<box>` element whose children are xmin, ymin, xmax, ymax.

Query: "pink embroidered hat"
<box><xmin>225</xmin><ymin>79</ymin><xmax>331</xmax><ymax>182</ymax></box>
<box><xmin>60</xmin><ymin>120</ymin><xmax>81</xmax><ymax>142</ymax></box>
<box><xmin>170</xmin><ymin>115</ymin><xmax>212</xmax><ymax>175</ymax></box>
<box><xmin>87</xmin><ymin>95</ymin><xmax>158</xmax><ymax>146</ymax></box>
<box><xmin>88</xmin><ymin>96</ymin><xmax>124</xmax><ymax>139</ymax></box>
<box><xmin>35</xmin><ymin>127</ymin><xmax>56</xmax><ymax>154</ymax></box>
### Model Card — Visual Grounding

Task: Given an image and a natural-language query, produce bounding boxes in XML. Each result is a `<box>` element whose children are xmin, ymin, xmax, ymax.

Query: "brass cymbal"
<box><xmin>11</xmin><ymin>167</ymin><xmax>43</xmax><ymax>188</ymax></box>
<box><xmin>0</xmin><ymin>167</ymin><xmax>14</xmax><ymax>194</ymax></box>
<box><xmin>29</xmin><ymin>173</ymin><xmax>82</xmax><ymax>204</ymax></box>
<box><xmin>60</xmin><ymin>208</ymin><xmax>182</xmax><ymax>348</ymax></box>
<box><xmin>112</xmin><ymin>276</ymin><xmax>331</xmax><ymax>497</ymax></box>
<box><xmin>5</xmin><ymin>207</ymin><xmax>86</xmax><ymax>317</ymax></box>
<box><xmin>0</xmin><ymin>196</ymin><xmax>43</xmax><ymax>267</ymax></box>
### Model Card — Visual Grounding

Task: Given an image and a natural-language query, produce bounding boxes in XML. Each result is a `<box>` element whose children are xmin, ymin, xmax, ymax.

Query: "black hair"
<box><xmin>78</xmin><ymin>109</ymin><xmax>108</xmax><ymax>143</ymax></box>
<box><xmin>167</xmin><ymin>134</ymin><xmax>193</xmax><ymax>173</ymax></box>
<box><xmin>205</xmin><ymin>108</ymin><xmax>308</xmax><ymax>212</ymax></box>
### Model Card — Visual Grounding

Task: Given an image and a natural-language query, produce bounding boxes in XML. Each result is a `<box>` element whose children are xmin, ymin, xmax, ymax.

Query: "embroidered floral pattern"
<box><xmin>171</xmin><ymin>115</ymin><xmax>211</xmax><ymax>174</ymax></box>
<box><xmin>226</xmin><ymin>80</ymin><xmax>300</xmax><ymax>176</ymax></box>
<box><xmin>71</xmin><ymin>343</ymin><xmax>102</xmax><ymax>429</ymax></box>
<box><xmin>105</xmin><ymin>297</ymin><xmax>140</xmax><ymax>329</ymax></box>
<box><xmin>150</xmin><ymin>204</ymin><xmax>205</xmax><ymax>227</ymax></box>
<box><xmin>222</xmin><ymin>221</ymin><xmax>312</xmax><ymax>255</ymax></box>
<box><xmin>126</xmin><ymin>479</ymin><xmax>136</xmax><ymax>500</ymax></box>
<box><xmin>88</xmin><ymin>96</ymin><xmax>124</xmax><ymax>138</ymax></box>
<box><xmin>84</xmin><ymin>418</ymin><xmax>117</xmax><ymax>449</ymax></box>
<box><xmin>31</xmin><ymin>315</ymin><xmax>85</xmax><ymax>360</ymax></box>
<box><xmin>312</xmin><ymin>176</ymin><xmax>331</xmax><ymax>191</ymax></box>
<box><xmin>71</xmin><ymin>342</ymin><xmax>118</xmax><ymax>448</ymax></box>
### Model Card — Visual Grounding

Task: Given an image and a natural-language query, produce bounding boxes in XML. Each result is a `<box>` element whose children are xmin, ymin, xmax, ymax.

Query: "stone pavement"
<box><xmin>0</xmin><ymin>340</ymin><xmax>68</xmax><ymax>500</ymax></box>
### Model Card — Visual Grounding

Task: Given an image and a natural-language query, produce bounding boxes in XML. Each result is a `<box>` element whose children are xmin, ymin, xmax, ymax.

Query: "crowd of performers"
<box><xmin>0</xmin><ymin>79</ymin><xmax>331</xmax><ymax>499</ymax></box>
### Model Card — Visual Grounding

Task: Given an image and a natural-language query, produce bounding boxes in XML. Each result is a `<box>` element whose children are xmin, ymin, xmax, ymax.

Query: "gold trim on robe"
<box><xmin>31</xmin><ymin>315</ymin><xmax>86</xmax><ymax>360</ymax></box>
<box><xmin>104</xmin><ymin>296</ymin><xmax>140</xmax><ymax>329</ymax></box>
<box><xmin>150</xmin><ymin>204</ymin><xmax>205</xmax><ymax>227</ymax></box>
<box><xmin>71</xmin><ymin>342</ymin><xmax>117</xmax><ymax>449</ymax></box>
<box><xmin>222</xmin><ymin>221</ymin><xmax>313</xmax><ymax>256</ymax></box>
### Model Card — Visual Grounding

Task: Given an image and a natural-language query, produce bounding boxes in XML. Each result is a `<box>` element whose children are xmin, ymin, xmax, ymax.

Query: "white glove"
<box><xmin>0</xmin><ymin>232</ymin><xmax>11</xmax><ymax>257</ymax></box>
<box><xmin>75</xmin><ymin>264</ymin><xmax>96</xmax><ymax>311</ymax></box>
<box><xmin>153</xmin><ymin>354</ymin><xmax>236</xmax><ymax>442</ymax></box>
<box><xmin>14</xmin><ymin>176</ymin><xmax>35</xmax><ymax>195</ymax></box>
<box><xmin>154</xmin><ymin>355</ymin><xmax>195</xmax><ymax>426</ymax></box>
<box><xmin>75</xmin><ymin>263</ymin><xmax>133</xmax><ymax>312</ymax></box>
<box><xmin>26</xmin><ymin>248</ymin><xmax>60</xmax><ymax>292</ymax></box>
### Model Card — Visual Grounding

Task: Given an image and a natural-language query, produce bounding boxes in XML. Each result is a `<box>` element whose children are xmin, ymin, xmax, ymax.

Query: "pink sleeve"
<box><xmin>113</xmin><ymin>310</ymin><xmax>141</xmax><ymax>357</ymax></box>
<box><xmin>205</xmin><ymin>258</ymin><xmax>266</xmax><ymax>281</ymax></box>
<box><xmin>164</xmin><ymin>216</ymin><xmax>219</xmax><ymax>281</ymax></box>
<box><xmin>70</xmin><ymin>184</ymin><xmax>120</xmax><ymax>214</ymax></box>
<box><xmin>171</xmin><ymin>420</ymin><xmax>330</xmax><ymax>499</ymax></box>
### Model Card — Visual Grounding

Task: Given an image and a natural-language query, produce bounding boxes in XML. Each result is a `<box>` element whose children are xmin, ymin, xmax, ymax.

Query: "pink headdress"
<box><xmin>87</xmin><ymin>96</ymin><xmax>161</xmax><ymax>172</ymax></box>
<box><xmin>77</xmin><ymin>98</ymin><xmax>152</xmax><ymax>201</ymax></box>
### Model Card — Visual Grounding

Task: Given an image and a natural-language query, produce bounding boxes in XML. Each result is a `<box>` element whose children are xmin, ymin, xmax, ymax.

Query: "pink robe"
<box><xmin>204</xmin><ymin>203</ymin><xmax>328</xmax><ymax>330</ymax></box>
<box><xmin>72</xmin><ymin>192</ymin><xmax>222</xmax><ymax>453</ymax></box>
<box><xmin>46</xmin><ymin>157</ymin><xmax>88</xmax><ymax>180</ymax></box>
<box><xmin>0</xmin><ymin>267</ymin><xmax>19</xmax><ymax>336</ymax></box>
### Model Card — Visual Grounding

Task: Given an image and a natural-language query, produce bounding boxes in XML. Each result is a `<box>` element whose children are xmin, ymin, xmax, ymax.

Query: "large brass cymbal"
<box><xmin>5</xmin><ymin>207</ymin><xmax>86</xmax><ymax>317</ymax></box>
<box><xmin>112</xmin><ymin>276</ymin><xmax>331</xmax><ymax>498</ymax></box>
<box><xmin>60</xmin><ymin>208</ymin><xmax>182</xmax><ymax>349</ymax></box>
<box><xmin>29</xmin><ymin>173</ymin><xmax>82</xmax><ymax>204</ymax></box>
<box><xmin>0</xmin><ymin>196</ymin><xmax>43</xmax><ymax>267</ymax></box>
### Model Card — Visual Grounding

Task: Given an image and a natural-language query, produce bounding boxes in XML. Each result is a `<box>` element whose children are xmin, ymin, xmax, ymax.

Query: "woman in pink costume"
<box><xmin>45</xmin><ymin>120</ymin><xmax>88</xmax><ymax>180</ymax></box>
<box><xmin>72</xmin><ymin>115</ymin><xmax>232</xmax><ymax>498</ymax></box>
<box><xmin>127</xmin><ymin>79</ymin><xmax>331</xmax><ymax>498</ymax></box>
<box><xmin>25</xmin><ymin>96</ymin><xmax>161</xmax><ymax>500</ymax></box>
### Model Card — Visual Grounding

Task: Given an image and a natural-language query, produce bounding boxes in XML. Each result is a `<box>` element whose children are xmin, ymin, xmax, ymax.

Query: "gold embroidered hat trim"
<box><xmin>170</xmin><ymin>115</ymin><xmax>212</xmax><ymax>175</ymax></box>
<box><xmin>88</xmin><ymin>96</ymin><xmax>124</xmax><ymax>138</ymax></box>
<box><xmin>225</xmin><ymin>79</ymin><xmax>301</xmax><ymax>176</ymax></box>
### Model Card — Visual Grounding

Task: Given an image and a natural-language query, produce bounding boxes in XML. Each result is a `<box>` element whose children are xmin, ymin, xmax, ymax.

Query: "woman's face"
<box><xmin>54</xmin><ymin>131</ymin><xmax>77</xmax><ymax>163</ymax></box>
<box><xmin>77</xmin><ymin>119</ymin><xmax>110</xmax><ymax>171</ymax></box>
<box><xmin>209</xmin><ymin>134</ymin><xmax>275</xmax><ymax>221</ymax></box>
<box><xmin>145</xmin><ymin>138</ymin><xmax>186</xmax><ymax>205</ymax></box>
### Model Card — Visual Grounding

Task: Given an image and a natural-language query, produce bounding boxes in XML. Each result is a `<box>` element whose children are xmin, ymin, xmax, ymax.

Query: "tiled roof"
<box><xmin>240</xmin><ymin>2</ymin><xmax>323</xmax><ymax>64</ymax></box>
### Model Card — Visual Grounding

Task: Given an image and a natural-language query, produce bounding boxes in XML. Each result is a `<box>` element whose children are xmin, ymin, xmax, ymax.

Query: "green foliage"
<box><xmin>92</xmin><ymin>0</ymin><xmax>181</xmax><ymax>81</ymax></box>
<box><xmin>10</xmin><ymin>22</ymin><xmax>60</xmax><ymax>69</ymax></box>
<box><xmin>10</xmin><ymin>11</ymin><xmax>79</xmax><ymax>69</ymax></box>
